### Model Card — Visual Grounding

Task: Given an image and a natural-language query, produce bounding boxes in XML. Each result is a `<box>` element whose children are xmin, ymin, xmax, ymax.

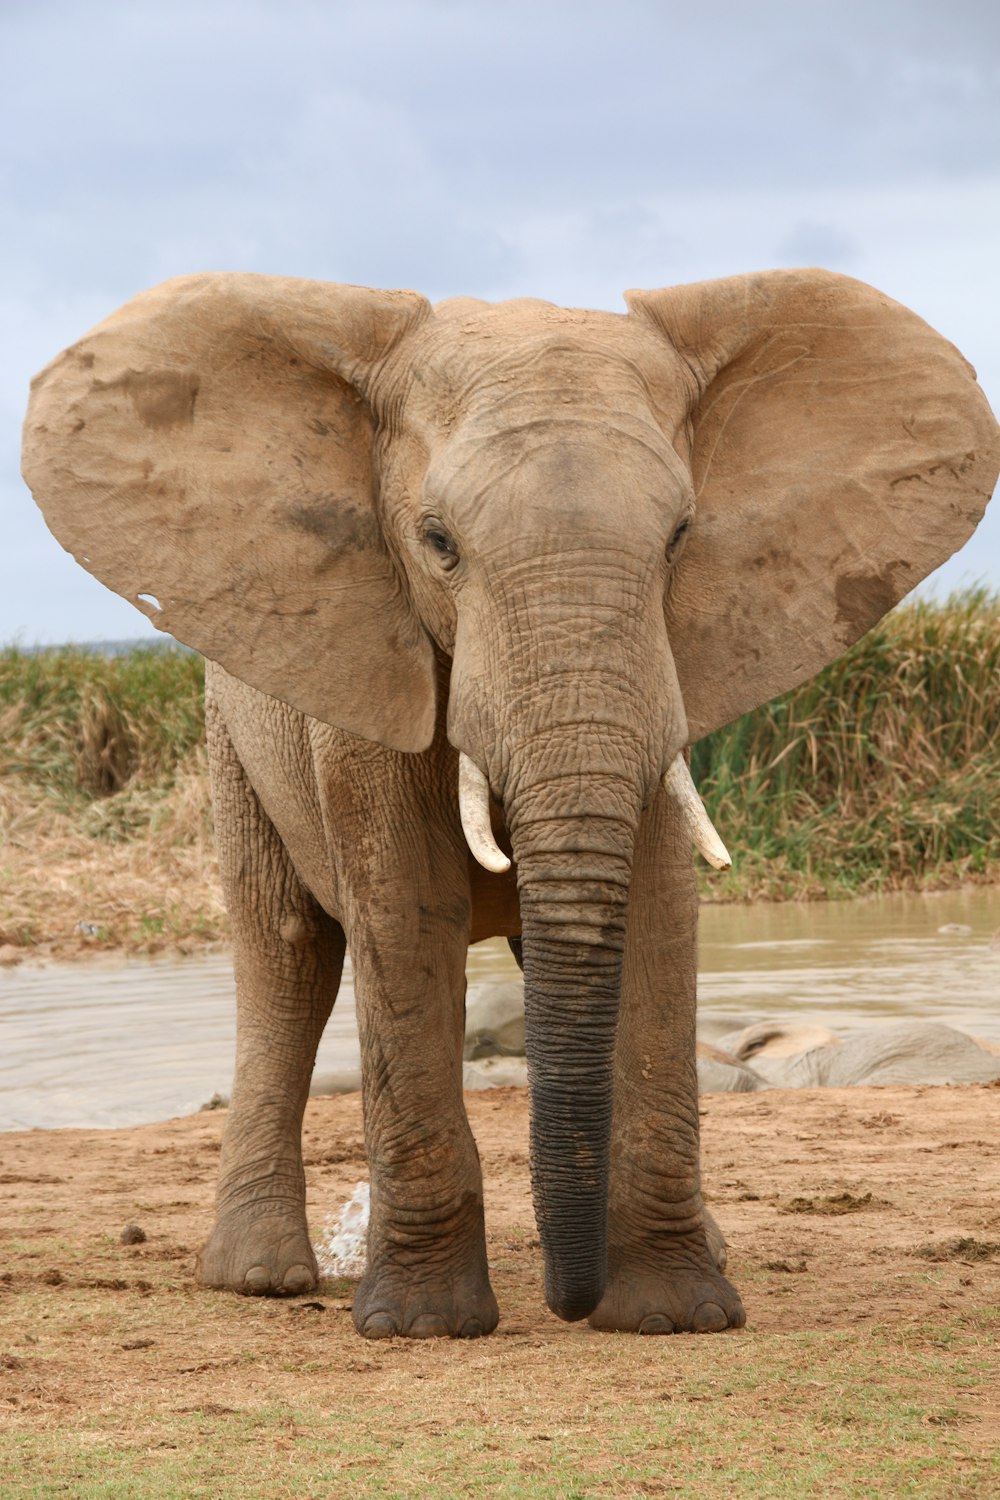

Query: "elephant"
<box><xmin>21</xmin><ymin>268</ymin><xmax>999</xmax><ymax>1340</ymax></box>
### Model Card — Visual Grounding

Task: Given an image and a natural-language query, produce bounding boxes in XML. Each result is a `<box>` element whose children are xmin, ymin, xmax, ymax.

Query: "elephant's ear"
<box><xmin>627</xmin><ymin>270</ymin><xmax>1000</xmax><ymax>741</ymax></box>
<box><xmin>22</xmin><ymin>273</ymin><xmax>437</xmax><ymax>751</ymax></box>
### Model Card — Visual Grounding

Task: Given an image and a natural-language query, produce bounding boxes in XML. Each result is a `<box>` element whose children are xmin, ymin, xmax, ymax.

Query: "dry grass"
<box><xmin>0</xmin><ymin>646</ymin><xmax>224</xmax><ymax>956</ymax></box>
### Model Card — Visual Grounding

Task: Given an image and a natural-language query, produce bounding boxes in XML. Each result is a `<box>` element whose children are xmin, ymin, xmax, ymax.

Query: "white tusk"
<box><xmin>662</xmin><ymin>755</ymin><xmax>732</xmax><ymax>871</ymax></box>
<box><xmin>458</xmin><ymin>753</ymin><xmax>512</xmax><ymax>874</ymax></box>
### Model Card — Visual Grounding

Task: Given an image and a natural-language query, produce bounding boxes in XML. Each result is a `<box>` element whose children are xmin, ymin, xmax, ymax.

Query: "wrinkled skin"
<box><xmin>198</xmin><ymin>661</ymin><xmax>733</xmax><ymax>1337</ymax></box>
<box><xmin>22</xmin><ymin>271</ymin><xmax>999</xmax><ymax>1340</ymax></box>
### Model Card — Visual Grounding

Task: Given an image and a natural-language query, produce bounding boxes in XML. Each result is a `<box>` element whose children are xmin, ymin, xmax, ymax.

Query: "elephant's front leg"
<box><xmin>344</xmin><ymin>781</ymin><xmax>498</xmax><ymax>1340</ymax></box>
<box><xmin>198</xmin><ymin>703</ymin><xmax>346</xmax><ymax>1296</ymax></box>
<box><xmin>590</xmin><ymin>785</ymin><xmax>746</xmax><ymax>1335</ymax></box>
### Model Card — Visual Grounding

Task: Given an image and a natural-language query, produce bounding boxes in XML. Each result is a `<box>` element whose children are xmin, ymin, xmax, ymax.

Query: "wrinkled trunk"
<box><xmin>502</xmin><ymin>735</ymin><xmax>647</xmax><ymax>1320</ymax></box>
<box><xmin>516</xmin><ymin>870</ymin><xmax>629</xmax><ymax>1315</ymax></box>
<box><xmin>449</xmin><ymin>544</ymin><xmax>679</xmax><ymax>1320</ymax></box>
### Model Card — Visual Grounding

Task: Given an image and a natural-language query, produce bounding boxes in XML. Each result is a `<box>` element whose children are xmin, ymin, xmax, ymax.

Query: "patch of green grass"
<box><xmin>693</xmin><ymin>588</ymin><xmax>1000</xmax><ymax>899</ymax></box>
<box><xmin>0</xmin><ymin>643</ymin><xmax>204</xmax><ymax>806</ymax></box>
<box><xmin>2</xmin><ymin>1322</ymin><xmax>996</xmax><ymax>1498</ymax></box>
<box><xmin>2</xmin><ymin>590</ymin><xmax>998</xmax><ymax>908</ymax></box>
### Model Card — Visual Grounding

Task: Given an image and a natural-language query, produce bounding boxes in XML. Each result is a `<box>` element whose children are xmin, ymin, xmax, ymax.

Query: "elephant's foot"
<box><xmin>588</xmin><ymin>1235</ymin><xmax>746</xmax><ymax>1335</ymax></box>
<box><xmin>197</xmin><ymin>1200</ymin><xmax>319</xmax><ymax>1296</ymax></box>
<box><xmin>352</xmin><ymin>1257</ymin><xmax>499</xmax><ymax>1340</ymax></box>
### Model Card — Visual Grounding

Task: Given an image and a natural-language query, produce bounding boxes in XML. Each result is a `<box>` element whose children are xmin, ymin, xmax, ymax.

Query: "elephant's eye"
<box><xmin>423</xmin><ymin>523</ymin><xmax>460</xmax><ymax>571</ymax></box>
<box><xmin>667</xmin><ymin>517</ymin><xmax>691</xmax><ymax>565</ymax></box>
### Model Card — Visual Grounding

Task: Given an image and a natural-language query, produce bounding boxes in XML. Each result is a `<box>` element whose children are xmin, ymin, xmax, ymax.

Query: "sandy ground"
<box><xmin>2</xmin><ymin>1083</ymin><xmax>998</xmax><ymax>1492</ymax></box>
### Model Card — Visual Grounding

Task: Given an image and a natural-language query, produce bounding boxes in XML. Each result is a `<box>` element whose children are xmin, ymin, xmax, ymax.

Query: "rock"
<box><xmin>463</xmin><ymin>1056</ymin><xmax>528</xmax><ymax>1090</ymax></box>
<box><xmin>464</xmin><ymin>981</ymin><xmax>526</xmax><ymax>1058</ymax></box>
<box><xmin>0</xmin><ymin>944</ymin><xmax>23</xmax><ymax>967</ymax></box>
<box><xmin>754</xmin><ymin>1022</ymin><xmax>1000</xmax><ymax>1088</ymax></box>
<box><xmin>697</xmin><ymin>1012</ymin><xmax>763</xmax><ymax>1043</ymax></box>
<box><xmin>309</xmin><ymin>1069</ymin><xmax>362</xmax><ymax>1097</ymax></box>
<box><xmin>696</xmin><ymin>1053</ymin><xmax>767</xmax><ymax>1093</ymax></box>
<box><xmin>717</xmin><ymin>1020</ymin><xmax>840</xmax><ymax>1062</ymax></box>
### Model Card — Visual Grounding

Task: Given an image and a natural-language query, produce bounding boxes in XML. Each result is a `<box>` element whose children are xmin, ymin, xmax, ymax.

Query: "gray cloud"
<box><xmin>3</xmin><ymin>0</ymin><xmax>998</xmax><ymax>640</ymax></box>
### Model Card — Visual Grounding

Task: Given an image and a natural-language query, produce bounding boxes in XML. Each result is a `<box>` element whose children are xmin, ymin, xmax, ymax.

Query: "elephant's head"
<box><xmin>22</xmin><ymin>270</ymin><xmax>999</xmax><ymax>1319</ymax></box>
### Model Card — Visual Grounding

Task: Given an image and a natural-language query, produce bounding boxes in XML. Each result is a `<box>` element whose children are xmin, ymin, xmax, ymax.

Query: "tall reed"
<box><xmin>691</xmin><ymin>589</ymin><xmax>1000</xmax><ymax>897</ymax></box>
<box><xmin>1</xmin><ymin>590</ymin><xmax>997</xmax><ymax>907</ymax></box>
<box><xmin>0</xmin><ymin>645</ymin><xmax>205</xmax><ymax>804</ymax></box>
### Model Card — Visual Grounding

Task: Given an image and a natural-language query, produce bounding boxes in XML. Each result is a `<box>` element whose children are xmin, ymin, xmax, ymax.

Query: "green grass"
<box><xmin>2</xmin><ymin>1322</ymin><xmax>996</xmax><ymax>1498</ymax></box>
<box><xmin>2</xmin><ymin>589</ymin><xmax>997</xmax><ymax>899</ymax></box>
<box><xmin>0</xmin><ymin>643</ymin><xmax>204</xmax><ymax>805</ymax></box>
<box><xmin>692</xmin><ymin>588</ymin><xmax>1000</xmax><ymax>899</ymax></box>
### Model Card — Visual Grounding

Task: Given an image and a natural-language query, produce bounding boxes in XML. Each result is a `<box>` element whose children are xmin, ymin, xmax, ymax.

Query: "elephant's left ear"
<box><xmin>627</xmin><ymin>270</ymin><xmax>1000</xmax><ymax>740</ymax></box>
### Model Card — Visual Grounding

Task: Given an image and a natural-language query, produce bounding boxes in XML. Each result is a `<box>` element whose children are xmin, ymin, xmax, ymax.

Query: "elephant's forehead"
<box><xmin>411</xmin><ymin>300</ymin><xmax>685</xmax><ymax>409</ymax></box>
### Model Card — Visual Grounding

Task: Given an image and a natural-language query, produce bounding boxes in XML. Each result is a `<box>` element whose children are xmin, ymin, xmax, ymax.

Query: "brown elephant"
<box><xmin>21</xmin><ymin>270</ymin><xmax>999</xmax><ymax>1339</ymax></box>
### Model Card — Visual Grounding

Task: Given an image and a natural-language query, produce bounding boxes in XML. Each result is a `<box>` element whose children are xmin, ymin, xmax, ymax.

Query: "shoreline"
<box><xmin>2</xmin><ymin>871</ymin><xmax>997</xmax><ymax>968</ymax></box>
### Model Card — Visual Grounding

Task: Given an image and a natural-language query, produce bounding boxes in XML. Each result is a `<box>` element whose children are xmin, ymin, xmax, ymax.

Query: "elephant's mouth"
<box><xmin>458</xmin><ymin>750</ymin><xmax>730</xmax><ymax>874</ymax></box>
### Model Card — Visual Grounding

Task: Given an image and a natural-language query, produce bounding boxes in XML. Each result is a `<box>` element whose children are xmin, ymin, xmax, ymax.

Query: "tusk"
<box><xmin>458</xmin><ymin>753</ymin><xmax>511</xmax><ymax>874</ymax></box>
<box><xmin>662</xmin><ymin>755</ymin><xmax>732</xmax><ymax>871</ymax></box>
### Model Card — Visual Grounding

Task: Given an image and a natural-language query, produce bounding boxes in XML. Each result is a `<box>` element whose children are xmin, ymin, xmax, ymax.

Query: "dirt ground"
<box><xmin>2</xmin><ymin>1085</ymin><xmax>999</xmax><ymax>1497</ymax></box>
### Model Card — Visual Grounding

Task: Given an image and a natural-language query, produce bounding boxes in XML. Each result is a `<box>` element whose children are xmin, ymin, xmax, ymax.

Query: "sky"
<box><xmin>2</xmin><ymin>0</ymin><xmax>998</xmax><ymax>644</ymax></box>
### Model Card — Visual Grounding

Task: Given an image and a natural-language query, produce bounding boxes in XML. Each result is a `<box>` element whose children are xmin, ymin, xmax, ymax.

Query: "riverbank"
<box><xmin>1</xmin><ymin>1084</ymin><xmax>998</xmax><ymax>1497</ymax></box>
<box><xmin>2</xmin><ymin>591</ymin><xmax>997</xmax><ymax>961</ymax></box>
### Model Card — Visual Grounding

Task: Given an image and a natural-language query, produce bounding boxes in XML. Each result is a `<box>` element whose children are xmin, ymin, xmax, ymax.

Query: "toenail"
<box><xmin>408</xmin><ymin>1314</ymin><xmax>449</xmax><ymax>1338</ymax></box>
<box><xmin>362</xmin><ymin>1313</ymin><xmax>397</xmax><ymax>1339</ymax></box>
<box><xmin>692</xmin><ymin>1301</ymin><xmax>729</xmax><ymax>1332</ymax></box>
<box><xmin>244</xmin><ymin>1266</ymin><xmax>270</xmax><ymax>1294</ymax></box>
<box><xmin>282</xmin><ymin>1264</ymin><xmax>314</xmax><ymax>1294</ymax></box>
<box><xmin>459</xmin><ymin>1318</ymin><xmax>484</xmax><ymax>1339</ymax></box>
<box><xmin>638</xmin><ymin>1314</ymin><xmax>675</xmax><ymax>1335</ymax></box>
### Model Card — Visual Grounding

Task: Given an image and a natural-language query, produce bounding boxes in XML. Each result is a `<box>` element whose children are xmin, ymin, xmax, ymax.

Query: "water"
<box><xmin>1</xmin><ymin>889</ymin><xmax>996</xmax><ymax>1130</ymax></box>
<box><xmin>697</xmin><ymin>887</ymin><xmax>1000</xmax><ymax>1038</ymax></box>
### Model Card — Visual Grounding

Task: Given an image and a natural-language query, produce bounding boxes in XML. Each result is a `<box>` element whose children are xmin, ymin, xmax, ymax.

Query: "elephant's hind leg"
<box><xmin>197</xmin><ymin>704</ymin><xmax>346</xmax><ymax>1297</ymax></box>
<box><xmin>589</xmin><ymin>785</ymin><xmax>745</xmax><ymax>1336</ymax></box>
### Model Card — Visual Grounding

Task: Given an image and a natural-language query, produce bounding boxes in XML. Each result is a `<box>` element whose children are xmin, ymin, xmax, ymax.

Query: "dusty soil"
<box><xmin>1</xmin><ymin>1084</ymin><xmax>999</xmax><ymax>1495</ymax></box>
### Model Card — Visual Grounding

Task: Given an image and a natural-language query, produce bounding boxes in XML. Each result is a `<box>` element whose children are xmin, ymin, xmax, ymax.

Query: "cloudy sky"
<box><xmin>2</xmin><ymin>0</ymin><xmax>998</xmax><ymax>643</ymax></box>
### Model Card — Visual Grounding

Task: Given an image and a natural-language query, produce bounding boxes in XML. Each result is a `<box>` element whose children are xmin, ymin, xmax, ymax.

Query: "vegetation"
<box><xmin>693</xmin><ymin>589</ymin><xmax>1000</xmax><ymax>900</ymax></box>
<box><xmin>0</xmin><ymin>642</ymin><xmax>204</xmax><ymax>803</ymax></box>
<box><xmin>5</xmin><ymin>1320</ymin><xmax>999</xmax><ymax>1499</ymax></box>
<box><xmin>0</xmin><ymin>644</ymin><xmax>222</xmax><ymax>955</ymax></box>
<box><xmin>0</xmin><ymin>591</ymin><xmax>996</xmax><ymax>953</ymax></box>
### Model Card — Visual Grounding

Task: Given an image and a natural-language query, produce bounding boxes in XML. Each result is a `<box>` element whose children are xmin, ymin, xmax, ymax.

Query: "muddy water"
<box><xmin>1</xmin><ymin>889</ymin><xmax>997</xmax><ymax>1130</ymax></box>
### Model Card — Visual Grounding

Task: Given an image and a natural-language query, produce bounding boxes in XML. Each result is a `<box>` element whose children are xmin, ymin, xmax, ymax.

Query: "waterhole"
<box><xmin>1</xmin><ymin>888</ymin><xmax>996</xmax><ymax>1129</ymax></box>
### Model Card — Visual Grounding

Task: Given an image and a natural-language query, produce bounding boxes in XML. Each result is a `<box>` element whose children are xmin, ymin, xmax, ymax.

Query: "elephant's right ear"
<box><xmin>22</xmin><ymin>273</ymin><xmax>436</xmax><ymax>751</ymax></box>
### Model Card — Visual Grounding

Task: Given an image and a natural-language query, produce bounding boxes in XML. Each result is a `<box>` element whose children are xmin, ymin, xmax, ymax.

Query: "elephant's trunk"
<box><xmin>448</xmin><ymin>538</ymin><xmax>681</xmax><ymax>1320</ymax></box>
<box><xmin>502</xmin><ymin>744</ymin><xmax>644</xmax><ymax>1321</ymax></box>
